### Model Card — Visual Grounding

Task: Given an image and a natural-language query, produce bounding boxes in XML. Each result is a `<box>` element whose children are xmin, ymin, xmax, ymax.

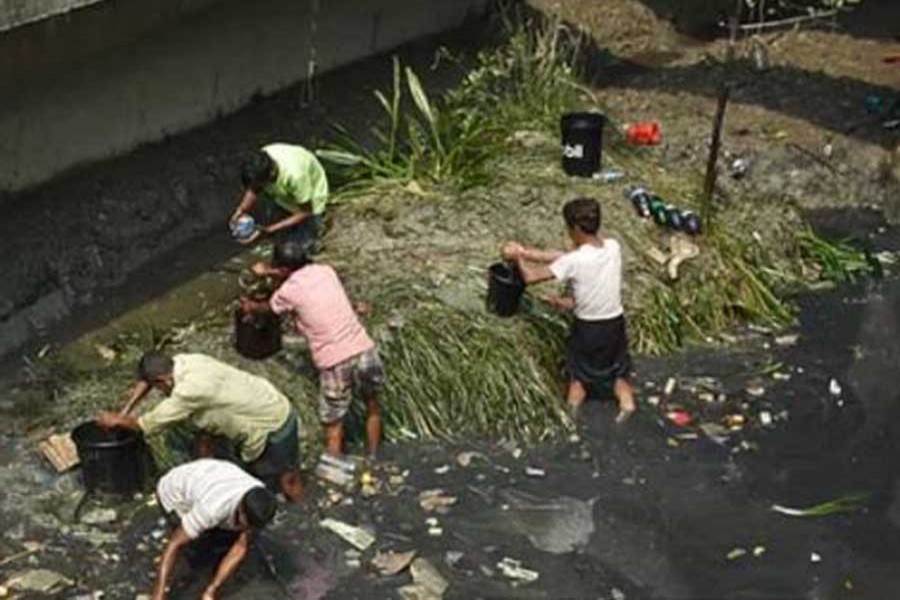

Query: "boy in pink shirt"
<box><xmin>241</xmin><ymin>240</ymin><xmax>385</xmax><ymax>458</ymax></box>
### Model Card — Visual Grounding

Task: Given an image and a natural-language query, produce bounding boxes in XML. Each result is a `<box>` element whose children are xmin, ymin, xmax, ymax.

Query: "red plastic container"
<box><xmin>624</xmin><ymin>122</ymin><xmax>662</xmax><ymax>145</ymax></box>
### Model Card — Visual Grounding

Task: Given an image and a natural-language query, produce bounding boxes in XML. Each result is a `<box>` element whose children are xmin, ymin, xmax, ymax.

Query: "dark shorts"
<box><xmin>566</xmin><ymin>315</ymin><xmax>632</xmax><ymax>386</ymax></box>
<box><xmin>319</xmin><ymin>347</ymin><xmax>385</xmax><ymax>424</ymax></box>
<box><xmin>245</xmin><ymin>410</ymin><xmax>301</xmax><ymax>488</ymax></box>
<box><xmin>260</xmin><ymin>202</ymin><xmax>323</xmax><ymax>254</ymax></box>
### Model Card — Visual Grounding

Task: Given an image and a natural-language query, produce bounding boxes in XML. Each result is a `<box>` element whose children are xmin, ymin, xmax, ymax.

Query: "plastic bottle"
<box><xmin>593</xmin><ymin>169</ymin><xmax>624</xmax><ymax>183</ymax></box>
<box><xmin>681</xmin><ymin>211</ymin><xmax>702</xmax><ymax>236</ymax></box>
<box><xmin>628</xmin><ymin>188</ymin><xmax>652</xmax><ymax>218</ymax></box>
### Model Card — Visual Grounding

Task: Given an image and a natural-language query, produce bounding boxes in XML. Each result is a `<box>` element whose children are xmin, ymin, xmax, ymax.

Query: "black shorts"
<box><xmin>245</xmin><ymin>410</ymin><xmax>300</xmax><ymax>488</ymax></box>
<box><xmin>566</xmin><ymin>315</ymin><xmax>632</xmax><ymax>386</ymax></box>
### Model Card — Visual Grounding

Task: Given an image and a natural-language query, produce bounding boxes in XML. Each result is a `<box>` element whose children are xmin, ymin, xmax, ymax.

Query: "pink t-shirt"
<box><xmin>270</xmin><ymin>264</ymin><xmax>374</xmax><ymax>369</ymax></box>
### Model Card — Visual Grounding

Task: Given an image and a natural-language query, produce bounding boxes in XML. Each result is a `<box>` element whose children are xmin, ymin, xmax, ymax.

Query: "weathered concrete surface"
<box><xmin>0</xmin><ymin>0</ymin><xmax>105</xmax><ymax>31</ymax></box>
<box><xmin>0</xmin><ymin>0</ymin><xmax>486</xmax><ymax>192</ymax></box>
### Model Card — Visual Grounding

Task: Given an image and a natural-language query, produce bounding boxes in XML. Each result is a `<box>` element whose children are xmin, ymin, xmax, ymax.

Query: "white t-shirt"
<box><xmin>156</xmin><ymin>459</ymin><xmax>265</xmax><ymax>539</ymax></box>
<box><xmin>549</xmin><ymin>240</ymin><xmax>623</xmax><ymax>321</ymax></box>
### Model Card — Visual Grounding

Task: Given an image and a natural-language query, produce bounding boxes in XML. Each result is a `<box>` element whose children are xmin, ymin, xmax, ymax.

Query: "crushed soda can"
<box><xmin>649</xmin><ymin>197</ymin><xmax>669</xmax><ymax>225</ymax></box>
<box><xmin>629</xmin><ymin>188</ymin><xmax>653</xmax><ymax>219</ymax></box>
<box><xmin>665</xmin><ymin>205</ymin><xmax>684</xmax><ymax>230</ymax></box>
<box><xmin>681</xmin><ymin>211</ymin><xmax>702</xmax><ymax>236</ymax></box>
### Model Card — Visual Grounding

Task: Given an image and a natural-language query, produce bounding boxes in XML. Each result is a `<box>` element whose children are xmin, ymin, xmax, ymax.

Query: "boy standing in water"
<box><xmin>240</xmin><ymin>240</ymin><xmax>385</xmax><ymax>458</ymax></box>
<box><xmin>503</xmin><ymin>197</ymin><xmax>636</xmax><ymax>422</ymax></box>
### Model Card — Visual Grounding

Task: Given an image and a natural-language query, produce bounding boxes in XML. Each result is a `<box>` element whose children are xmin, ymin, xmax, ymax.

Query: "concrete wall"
<box><xmin>0</xmin><ymin>0</ymin><xmax>486</xmax><ymax>192</ymax></box>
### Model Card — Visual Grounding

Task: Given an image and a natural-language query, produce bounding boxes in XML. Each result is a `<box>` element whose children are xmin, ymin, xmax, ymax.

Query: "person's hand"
<box><xmin>229</xmin><ymin>210</ymin><xmax>244</xmax><ymax>227</ymax></box>
<box><xmin>501</xmin><ymin>242</ymin><xmax>524</xmax><ymax>261</ymax></box>
<box><xmin>97</xmin><ymin>411</ymin><xmax>123</xmax><ymax>429</ymax></box>
<box><xmin>250</xmin><ymin>261</ymin><xmax>271</xmax><ymax>277</ymax></box>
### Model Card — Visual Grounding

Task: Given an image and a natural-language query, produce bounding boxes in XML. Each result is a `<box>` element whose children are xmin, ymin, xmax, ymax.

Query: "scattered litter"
<box><xmin>726</xmin><ymin>548</ymin><xmax>747</xmax><ymax>561</ymax></box>
<box><xmin>753</xmin><ymin>546</ymin><xmax>767</xmax><ymax>557</ymax></box>
<box><xmin>5</xmin><ymin>569</ymin><xmax>72</xmax><ymax>594</ymax></box>
<box><xmin>315</xmin><ymin>463</ymin><xmax>355</xmax><ymax>487</ymax></box>
<box><xmin>775</xmin><ymin>334</ymin><xmax>799</xmax><ymax>346</ymax></box>
<box><xmin>623</xmin><ymin>122</ymin><xmax>662</xmax><ymax>145</ymax></box>
<box><xmin>497</xmin><ymin>557</ymin><xmax>539</xmax><ymax>585</ymax></box>
<box><xmin>667</xmin><ymin>235</ymin><xmax>700</xmax><ymax>280</ymax></box>
<box><xmin>593</xmin><ymin>169</ymin><xmax>624</xmax><ymax>183</ymax></box>
<box><xmin>444</xmin><ymin>551</ymin><xmax>464</xmax><ymax>567</ymax></box>
<box><xmin>371</xmin><ymin>550</ymin><xmax>416</xmax><ymax>576</ymax></box>
<box><xmin>524</xmin><ymin>467</ymin><xmax>546</xmax><ymax>478</ymax></box>
<box><xmin>699</xmin><ymin>422</ymin><xmax>729</xmax><ymax>439</ymax></box>
<box><xmin>772</xmin><ymin>372</ymin><xmax>791</xmax><ymax>381</ymax></box>
<box><xmin>730</xmin><ymin>157</ymin><xmax>751</xmax><ymax>179</ymax></box>
<box><xmin>829</xmin><ymin>379</ymin><xmax>842</xmax><ymax>396</ymax></box>
<box><xmin>94</xmin><ymin>344</ymin><xmax>117</xmax><ymax>362</ymax></box>
<box><xmin>511</xmin><ymin>448</ymin><xmax>523</xmax><ymax>459</ymax></box>
<box><xmin>759</xmin><ymin>411</ymin><xmax>773</xmax><ymax>427</ymax></box>
<box><xmin>410</xmin><ymin>558</ymin><xmax>449</xmax><ymax>596</ymax></box>
<box><xmin>666</xmin><ymin>409</ymin><xmax>692</xmax><ymax>427</ymax></box>
<box><xmin>611</xmin><ymin>588</ymin><xmax>626</xmax><ymax>600</ymax></box>
<box><xmin>664</xmin><ymin>378</ymin><xmax>677</xmax><ymax>396</ymax></box>
<box><xmin>418</xmin><ymin>489</ymin><xmax>458</xmax><ymax>513</ymax></box>
<box><xmin>725</xmin><ymin>414</ymin><xmax>746</xmax><ymax>430</ymax></box>
<box><xmin>498</xmin><ymin>490</ymin><xmax>595</xmax><ymax>554</ymax></box>
<box><xmin>428</xmin><ymin>527</ymin><xmax>443</xmax><ymax>537</ymax></box>
<box><xmin>810</xmin><ymin>552</ymin><xmax>822</xmax><ymax>563</ymax></box>
<box><xmin>434</xmin><ymin>465</ymin><xmax>450</xmax><ymax>475</ymax></box>
<box><xmin>37</xmin><ymin>433</ymin><xmax>79</xmax><ymax>473</ymax></box>
<box><xmin>81</xmin><ymin>508</ymin><xmax>117</xmax><ymax>526</ymax></box>
<box><xmin>455</xmin><ymin>451</ymin><xmax>484</xmax><ymax>467</ymax></box>
<box><xmin>319</xmin><ymin>518</ymin><xmax>375</xmax><ymax>551</ymax></box>
<box><xmin>745</xmin><ymin>384</ymin><xmax>766</xmax><ymax>398</ymax></box>
<box><xmin>771</xmin><ymin>493</ymin><xmax>868</xmax><ymax>517</ymax></box>
<box><xmin>647</xmin><ymin>395</ymin><xmax>661</xmax><ymax>407</ymax></box>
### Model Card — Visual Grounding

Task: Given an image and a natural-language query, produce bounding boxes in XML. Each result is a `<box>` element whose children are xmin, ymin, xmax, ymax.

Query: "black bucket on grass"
<box><xmin>72</xmin><ymin>421</ymin><xmax>146</xmax><ymax>496</ymax></box>
<box><xmin>487</xmin><ymin>262</ymin><xmax>525</xmax><ymax>317</ymax></box>
<box><xmin>235</xmin><ymin>307</ymin><xmax>282</xmax><ymax>360</ymax></box>
<box><xmin>561</xmin><ymin>112</ymin><xmax>605</xmax><ymax>177</ymax></box>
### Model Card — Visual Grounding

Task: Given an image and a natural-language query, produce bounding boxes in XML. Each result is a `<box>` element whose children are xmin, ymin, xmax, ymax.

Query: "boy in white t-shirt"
<box><xmin>502</xmin><ymin>197</ymin><xmax>636</xmax><ymax>422</ymax></box>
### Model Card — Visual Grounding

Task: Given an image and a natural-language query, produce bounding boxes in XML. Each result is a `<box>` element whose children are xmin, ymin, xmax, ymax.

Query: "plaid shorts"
<box><xmin>319</xmin><ymin>347</ymin><xmax>385</xmax><ymax>424</ymax></box>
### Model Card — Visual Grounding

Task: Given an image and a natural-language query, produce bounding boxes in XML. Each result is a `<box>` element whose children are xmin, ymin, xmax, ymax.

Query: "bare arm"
<box><xmin>230</xmin><ymin>189</ymin><xmax>258</xmax><ymax>224</ymax></box>
<box><xmin>96</xmin><ymin>411</ymin><xmax>141</xmax><ymax>431</ymax></box>
<box><xmin>151</xmin><ymin>526</ymin><xmax>192</xmax><ymax>600</ymax></box>
<box><xmin>120</xmin><ymin>380</ymin><xmax>151</xmax><ymax>415</ymax></box>
<box><xmin>264</xmin><ymin>207</ymin><xmax>311</xmax><ymax>235</ymax></box>
<box><xmin>515</xmin><ymin>256</ymin><xmax>556</xmax><ymax>286</ymax></box>
<box><xmin>521</xmin><ymin>247</ymin><xmax>564</xmax><ymax>263</ymax></box>
<box><xmin>201</xmin><ymin>531</ymin><xmax>251</xmax><ymax>600</ymax></box>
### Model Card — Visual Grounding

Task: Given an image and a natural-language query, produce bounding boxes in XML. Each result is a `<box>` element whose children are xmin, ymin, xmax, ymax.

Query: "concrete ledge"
<box><xmin>0</xmin><ymin>0</ymin><xmax>486</xmax><ymax>192</ymax></box>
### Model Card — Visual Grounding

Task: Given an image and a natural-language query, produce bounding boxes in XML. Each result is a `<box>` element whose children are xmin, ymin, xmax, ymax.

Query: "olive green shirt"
<box><xmin>262</xmin><ymin>143</ymin><xmax>329</xmax><ymax>216</ymax></box>
<box><xmin>137</xmin><ymin>354</ymin><xmax>292</xmax><ymax>463</ymax></box>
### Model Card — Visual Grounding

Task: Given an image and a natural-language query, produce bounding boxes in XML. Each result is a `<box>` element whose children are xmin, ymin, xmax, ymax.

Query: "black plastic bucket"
<box><xmin>561</xmin><ymin>112</ymin><xmax>605</xmax><ymax>177</ymax></box>
<box><xmin>487</xmin><ymin>262</ymin><xmax>525</xmax><ymax>317</ymax></box>
<box><xmin>72</xmin><ymin>422</ymin><xmax>145</xmax><ymax>496</ymax></box>
<box><xmin>235</xmin><ymin>308</ymin><xmax>282</xmax><ymax>360</ymax></box>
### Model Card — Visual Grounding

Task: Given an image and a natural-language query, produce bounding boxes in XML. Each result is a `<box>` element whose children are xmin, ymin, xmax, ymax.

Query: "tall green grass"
<box><xmin>317</xmin><ymin>9</ymin><xmax>584</xmax><ymax>191</ymax></box>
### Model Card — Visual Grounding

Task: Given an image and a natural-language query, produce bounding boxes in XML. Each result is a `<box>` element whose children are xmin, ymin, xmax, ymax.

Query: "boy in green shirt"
<box><xmin>229</xmin><ymin>143</ymin><xmax>329</xmax><ymax>253</ymax></box>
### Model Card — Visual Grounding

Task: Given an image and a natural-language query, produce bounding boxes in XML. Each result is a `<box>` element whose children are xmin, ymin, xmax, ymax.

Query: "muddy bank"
<box><xmin>3</xmin><ymin>272</ymin><xmax>900</xmax><ymax>599</ymax></box>
<box><xmin>0</xmin><ymin>17</ymin><xmax>493</xmax><ymax>365</ymax></box>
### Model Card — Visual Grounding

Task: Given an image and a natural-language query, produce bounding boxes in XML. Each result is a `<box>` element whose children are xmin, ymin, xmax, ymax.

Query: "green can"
<box><xmin>649</xmin><ymin>196</ymin><xmax>668</xmax><ymax>225</ymax></box>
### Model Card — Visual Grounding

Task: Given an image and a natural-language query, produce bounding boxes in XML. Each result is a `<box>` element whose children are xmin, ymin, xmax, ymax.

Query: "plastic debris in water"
<box><xmin>810</xmin><ymin>552</ymin><xmax>822</xmax><ymax>563</ymax></box>
<box><xmin>524</xmin><ymin>467</ymin><xmax>546</xmax><ymax>478</ymax></box>
<box><xmin>319</xmin><ymin>518</ymin><xmax>375</xmax><ymax>551</ymax></box>
<box><xmin>726</xmin><ymin>548</ymin><xmax>747</xmax><ymax>561</ymax></box>
<box><xmin>497</xmin><ymin>557</ymin><xmax>539</xmax><ymax>585</ymax></box>
<box><xmin>829</xmin><ymin>378</ymin><xmax>842</xmax><ymax>396</ymax></box>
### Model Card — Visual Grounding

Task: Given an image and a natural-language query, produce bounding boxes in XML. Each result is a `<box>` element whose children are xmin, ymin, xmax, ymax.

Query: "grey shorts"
<box><xmin>318</xmin><ymin>348</ymin><xmax>385</xmax><ymax>424</ymax></box>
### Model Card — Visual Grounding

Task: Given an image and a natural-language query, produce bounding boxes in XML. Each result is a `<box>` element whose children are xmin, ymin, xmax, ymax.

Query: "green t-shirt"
<box><xmin>262</xmin><ymin>143</ymin><xmax>330</xmax><ymax>215</ymax></box>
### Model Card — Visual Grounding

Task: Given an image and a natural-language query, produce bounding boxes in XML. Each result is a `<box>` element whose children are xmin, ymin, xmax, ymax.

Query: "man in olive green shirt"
<box><xmin>97</xmin><ymin>352</ymin><xmax>303</xmax><ymax>502</ymax></box>
<box><xmin>229</xmin><ymin>143</ymin><xmax>329</xmax><ymax>253</ymax></box>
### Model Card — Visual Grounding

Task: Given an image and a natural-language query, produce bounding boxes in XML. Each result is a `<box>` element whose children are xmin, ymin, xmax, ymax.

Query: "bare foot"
<box><xmin>615</xmin><ymin>405</ymin><xmax>635</xmax><ymax>424</ymax></box>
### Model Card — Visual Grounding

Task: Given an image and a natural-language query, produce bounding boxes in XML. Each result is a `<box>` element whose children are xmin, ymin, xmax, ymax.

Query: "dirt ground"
<box><xmin>1</xmin><ymin>1</ymin><xmax>900</xmax><ymax>599</ymax></box>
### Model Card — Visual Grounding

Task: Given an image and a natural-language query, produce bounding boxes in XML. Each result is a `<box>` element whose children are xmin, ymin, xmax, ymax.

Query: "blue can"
<box><xmin>681</xmin><ymin>211</ymin><xmax>702</xmax><ymax>236</ymax></box>
<box><xmin>666</xmin><ymin>205</ymin><xmax>684</xmax><ymax>230</ymax></box>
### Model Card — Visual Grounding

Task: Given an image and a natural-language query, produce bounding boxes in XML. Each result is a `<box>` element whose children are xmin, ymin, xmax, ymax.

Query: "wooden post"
<box><xmin>701</xmin><ymin>84</ymin><xmax>731</xmax><ymax>229</ymax></box>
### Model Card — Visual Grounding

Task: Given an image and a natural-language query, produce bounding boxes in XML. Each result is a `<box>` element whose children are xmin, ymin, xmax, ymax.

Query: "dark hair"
<box><xmin>241</xmin><ymin>487</ymin><xmax>276</xmax><ymax>529</ymax></box>
<box><xmin>272</xmin><ymin>240</ymin><xmax>311</xmax><ymax>272</ymax></box>
<box><xmin>241</xmin><ymin>151</ymin><xmax>276</xmax><ymax>191</ymax></box>
<box><xmin>137</xmin><ymin>351</ymin><xmax>174</xmax><ymax>382</ymax></box>
<box><xmin>562</xmin><ymin>197</ymin><xmax>601</xmax><ymax>234</ymax></box>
